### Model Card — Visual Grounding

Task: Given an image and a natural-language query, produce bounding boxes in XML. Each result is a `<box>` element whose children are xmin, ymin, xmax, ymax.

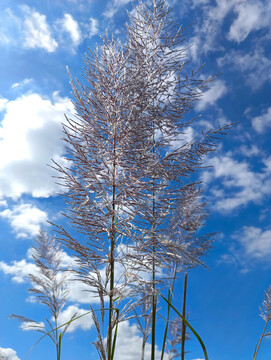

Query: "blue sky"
<box><xmin>0</xmin><ymin>0</ymin><xmax>271</xmax><ymax>359</ymax></box>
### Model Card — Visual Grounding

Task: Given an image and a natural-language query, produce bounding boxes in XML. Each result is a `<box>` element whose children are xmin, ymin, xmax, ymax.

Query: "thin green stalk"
<box><xmin>161</xmin><ymin>295</ymin><xmax>209</xmax><ymax>360</ymax></box>
<box><xmin>107</xmin><ymin>228</ymin><xmax>115</xmax><ymax>360</ymax></box>
<box><xmin>55</xmin><ymin>315</ymin><xmax>59</xmax><ymax>360</ymax></box>
<box><xmin>151</xmin><ymin>291</ymin><xmax>157</xmax><ymax>360</ymax></box>
<box><xmin>108</xmin><ymin>134</ymin><xmax>117</xmax><ymax>360</ymax></box>
<box><xmin>151</xmin><ymin>236</ymin><xmax>156</xmax><ymax>360</ymax></box>
<box><xmin>151</xmin><ymin>120</ymin><xmax>156</xmax><ymax>360</ymax></box>
<box><xmin>181</xmin><ymin>273</ymin><xmax>188</xmax><ymax>360</ymax></box>
<box><xmin>160</xmin><ymin>289</ymin><xmax>171</xmax><ymax>360</ymax></box>
<box><xmin>253</xmin><ymin>315</ymin><xmax>271</xmax><ymax>360</ymax></box>
<box><xmin>30</xmin><ymin>310</ymin><xmax>92</xmax><ymax>356</ymax></box>
<box><xmin>57</xmin><ymin>333</ymin><xmax>62</xmax><ymax>360</ymax></box>
<box><xmin>111</xmin><ymin>307</ymin><xmax>120</xmax><ymax>360</ymax></box>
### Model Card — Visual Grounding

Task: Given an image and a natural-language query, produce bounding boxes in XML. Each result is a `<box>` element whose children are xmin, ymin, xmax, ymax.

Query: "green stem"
<box><xmin>55</xmin><ymin>316</ymin><xmax>59</xmax><ymax>360</ymax></box>
<box><xmin>151</xmin><ymin>170</ymin><xmax>156</xmax><ymax>360</ymax></box>
<box><xmin>253</xmin><ymin>315</ymin><xmax>271</xmax><ymax>360</ymax></box>
<box><xmin>57</xmin><ymin>333</ymin><xmax>62</xmax><ymax>360</ymax></box>
<box><xmin>181</xmin><ymin>273</ymin><xmax>188</xmax><ymax>360</ymax></box>
<box><xmin>151</xmin><ymin>266</ymin><xmax>156</xmax><ymax>360</ymax></box>
<box><xmin>108</xmin><ymin>229</ymin><xmax>115</xmax><ymax>360</ymax></box>
<box><xmin>108</xmin><ymin>128</ymin><xmax>117</xmax><ymax>360</ymax></box>
<box><xmin>151</xmin><ymin>120</ymin><xmax>156</xmax><ymax>360</ymax></box>
<box><xmin>161</xmin><ymin>295</ymin><xmax>209</xmax><ymax>360</ymax></box>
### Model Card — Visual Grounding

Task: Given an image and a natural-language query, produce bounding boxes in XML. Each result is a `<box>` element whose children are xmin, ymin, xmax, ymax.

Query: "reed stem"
<box><xmin>181</xmin><ymin>273</ymin><xmax>188</xmax><ymax>360</ymax></box>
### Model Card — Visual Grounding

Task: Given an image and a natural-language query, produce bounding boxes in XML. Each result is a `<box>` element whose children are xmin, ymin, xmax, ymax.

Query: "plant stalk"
<box><xmin>253</xmin><ymin>315</ymin><xmax>271</xmax><ymax>360</ymax></box>
<box><xmin>161</xmin><ymin>266</ymin><xmax>177</xmax><ymax>360</ymax></box>
<box><xmin>108</xmin><ymin>128</ymin><xmax>117</xmax><ymax>360</ymax></box>
<box><xmin>151</xmin><ymin>120</ymin><xmax>156</xmax><ymax>360</ymax></box>
<box><xmin>181</xmin><ymin>272</ymin><xmax>188</xmax><ymax>360</ymax></box>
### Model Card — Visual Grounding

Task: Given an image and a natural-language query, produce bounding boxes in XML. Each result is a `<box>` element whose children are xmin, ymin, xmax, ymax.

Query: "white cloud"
<box><xmin>57</xmin><ymin>305</ymin><xmax>93</xmax><ymax>332</ymax></box>
<box><xmin>0</xmin><ymin>98</ymin><xmax>8</xmax><ymax>112</ymax></box>
<box><xmin>0</xmin><ymin>9</ymin><xmax>21</xmax><ymax>46</ymax></box>
<box><xmin>20</xmin><ymin>321</ymin><xmax>45</xmax><ymax>331</ymax></box>
<box><xmin>103</xmin><ymin>0</ymin><xmax>133</xmax><ymax>18</ymax></box>
<box><xmin>217</xmin><ymin>47</ymin><xmax>271</xmax><ymax>90</ymax></box>
<box><xmin>11</xmin><ymin>78</ymin><xmax>33</xmax><ymax>89</ymax></box>
<box><xmin>0</xmin><ymin>200</ymin><xmax>7</xmax><ymax>207</ymax></box>
<box><xmin>115</xmin><ymin>321</ymin><xmax>168</xmax><ymax>360</ymax></box>
<box><xmin>0</xmin><ymin>203</ymin><xmax>48</xmax><ymax>238</ymax></box>
<box><xmin>56</xmin><ymin>14</ymin><xmax>82</xmax><ymax>48</ymax></box>
<box><xmin>224</xmin><ymin>225</ymin><xmax>271</xmax><ymax>269</ymax></box>
<box><xmin>189</xmin><ymin>0</ymin><xmax>271</xmax><ymax>61</ymax></box>
<box><xmin>239</xmin><ymin>145</ymin><xmax>260</xmax><ymax>157</ymax></box>
<box><xmin>0</xmin><ymin>92</ymin><xmax>73</xmax><ymax>199</ymax></box>
<box><xmin>196</xmin><ymin>80</ymin><xmax>227</xmax><ymax>111</ymax></box>
<box><xmin>0</xmin><ymin>348</ymin><xmax>20</xmax><ymax>360</ymax></box>
<box><xmin>188</xmin><ymin>0</ymin><xmax>234</xmax><ymax>60</ymax></box>
<box><xmin>202</xmin><ymin>154</ymin><xmax>271</xmax><ymax>212</ymax></box>
<box><xmin>0</xmin><ymin>259</ymin><xmax>37</xmax><ymax>283</ymax></box>
<box><xmin>55</xmin><ymin>14</ymin><xmax>98</xmax><ymax>50</ymax></box>
<box><xmin>88</xmin><ymin>17</ymin><xmax>99</xmax><ymax>37</ymax></box>
<box><xmin>67</xmin><ymin>275</ymin><xmax>101</xmax><ymax>304</ymax></box>
<box><xmin>169</xmin><ymin>126</ymin><xmax>194</xmax><ymax>150</ymax></box>
<box><xmin>252</xmin><ymin>107</ymin><xmax>271</xmax><ymax>134</ymax></box>
<box><xmin>233</xmin><ymin>226</ymin><xmax>271</xmax><ymax>260</ymax></box>
<box><xmin>228</xmin><ymin>2</ymin><xmax>270</xmax><ymax>43</ymax></box>
<box><xmin>0</xmin><ymin>250</ymin><xmax>100</xmax><ymax>304</ymax></box>
<box><xmin>0</xmin><ymin>33</ymin><xmax>10</xmax><ymax>45</ymax></box>
<box><xmin>22</xmin><ymin>6</ymin><xmax>58</xmax><ymax>52</ymax></box>
<box><xmin>1</xmin><ymin>6</ymin><xmax>98</xmax><ymax>52</ymax></box>
<box><xmin>19</xmin><ymin>306</ymin><xmax>93</xmax><ymax>334</ymax></box>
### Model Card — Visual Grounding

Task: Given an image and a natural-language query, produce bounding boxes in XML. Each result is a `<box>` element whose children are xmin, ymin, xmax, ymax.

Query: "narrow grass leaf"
<box><xmin>161</xmin><ymin>295</ymin><xmax>209</xmax><ymax>360</ymax></box>
<box><xmin>161</xmin><ymin>289</ymin><xmax>172</xmax><ymax>360</ymax></box>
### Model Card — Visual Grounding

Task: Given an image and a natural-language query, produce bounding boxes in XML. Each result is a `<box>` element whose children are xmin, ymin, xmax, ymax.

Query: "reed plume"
<box><xmin>51</xmin><ymin>1</ymin><xmax>228</xmax><ymax>359</ymax></box>
<box><xmin>11</xmin><ymin>229</ymin><xmax>71</xmax><ymax>359</ymax></box>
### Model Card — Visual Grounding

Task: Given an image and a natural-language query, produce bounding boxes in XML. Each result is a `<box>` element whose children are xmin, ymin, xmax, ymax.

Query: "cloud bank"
<box><xmin>0</xmin><ymin>92</ymin><xmax>73</xmax><ymax>199</ymax></box>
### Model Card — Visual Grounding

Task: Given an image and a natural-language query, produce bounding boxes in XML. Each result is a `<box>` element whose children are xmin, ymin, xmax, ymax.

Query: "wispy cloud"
<box><xmin>0</xmin><ymin>6</ymin><xmax>97</xmax><ymax>53</ymax></box>
<box><xmin>20</xmin><ymin>321</ymin><xmax>45</xmax><ymax>331</ymax></box>
<box><xmin>103</xmin><ymin>0</ymin><xmax>133</xmax><ymax>18</ymax></box>
<box><xmin>233</xmin><ymin>226</ymin><xmax>271</xmax><ymax>260</ymax></box>
<box><xmin>239</xmin><ymin>145</ymin><xmax>260</xmax><ymax>157</ymax></box>
<box><xmin>11</xmin><ymin>78</ymin><xmax>33</xmax><ymax>89</ymax></box>
<box><xmin>22</xmin><ymin>6</ymin><xmax>58</xmax><ymax>52</ymax></box>
<box><xmin>217</xmin><ymin>47</ymin><xmax>271</xmax><ymax>90</ymax></box>
<box><xmin>87</xmin><ymin>17</ymin><xmax>99</xmax><ymax>37</ymax></box>
<box><xmin>0</xmin><ymin>203</ymin><xmax>48</xmax><ymax>238</ymax></box>
<box><xmin>55</xmin><ymin>13</ymin><xmax>82</xmax><ymax>50</ymax></box>
<box><xmin>189</xmin><ymin>0</ymin><xmax>271</xmax><ymax>61</ymax></box>
<box><xmin>196</xmin><ymin>80</ymin><xmax>227</xmax><ymax>111</ymax></box>
<box><xmin>228</xmin><ymin>1</ymin><xmax>271</xmax><ymax>43</ymax></box>
<box><xmin>221</xmin><ymin>225</ymin><xmax>271</xmax><ymax>271</ymax></box>
<box><xmin>202</xmin><ymin>154</ymin><xmax>271</xmax><ymax>212</ymax></box>
<box><xmin>0</xmin><ymin>258</ymin><xmax>38</xmax><ymax>283</ymax></box>
<box><xmin>0</xmin><ymin>250</ymin><xmax>100</xmax><ymax>304</ymax></box>
<box><xmin>252</xmin><ymin>107</ymin><xmax>271</xmax><ymax>134</ymax></box>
